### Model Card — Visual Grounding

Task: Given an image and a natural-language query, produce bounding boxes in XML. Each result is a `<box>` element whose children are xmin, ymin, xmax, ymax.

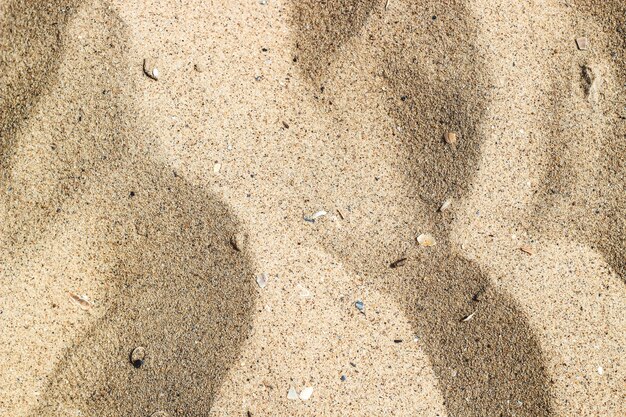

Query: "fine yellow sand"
<box><xmin>0</xmin><ymin>0</ymin><xmax>624</xmax><ymax>416</ymax></box>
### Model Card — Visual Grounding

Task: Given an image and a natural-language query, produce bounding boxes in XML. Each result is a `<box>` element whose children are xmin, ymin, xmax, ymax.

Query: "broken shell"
<box><xmin>256</xmin><ymin>273</ymin><xmax>268</xmax><ymax>289</ymax></box>
<box><xmin>230</xmin><ymin>233</ymin><xmax>246</xmax><ymax>251</ymax></box>
<box><xmin>417</xmin><ymin>233</ymin><xmax>436</xmax><ymax>247</ymax></box>
<box><xmin>69</xmin><ymin>292</ymin><xmax>92</xmax><ymax>310</ymax></box>
<box><xmin>143</xmin><ymin>58</ymin><xmax>159</xmax><ymax>80</ymax></box>
<box><xmin>461</xmin><ymin>311</ymin><xmax>476</xmax><ymax>322</ymax></box>
<box><xmin>296</xmin><ymin>284</ymin><xmax>312</xmax><ymax>298</ymax></box>
<box><xmin>576</xmin><ymin>37</ymin><xmax>589</xmax><ymax>50</ymax></box>
<box><xmin>130</xmin><ymin>346</ymin><xmax>146</xmax><ymax>368</ymax></box>
<box><xmin>213</xmin><ymin>163</ymin><xmax>221</xmax><ymax>174</ymax></box>
<box><xmin>444</xmin><ymin>131</ymin><xmax>457</xmax><ymax>147</ymax></box>
<box><xmin>439</xmin><ymin>199</ymin><xmax>452</xmax><ymax>212</ymax></box>
<box><xmin>304</xmin><ymin>210</ymin><xmax>327</xmax><ymax>223</ymax></box>
<box><xmin>287</xmin><ymin>386</ymin><xmax>299</xmax><ymax>400</ymax></box>
<box><xmin>520</xmin><ymin>245</ymin><xmax>534</xmax><ymax>255</ymax></box>
<box><xmin>299</xmin><ymin>387</ymin><xmax>314</xmax><ymax>401</ymax></box>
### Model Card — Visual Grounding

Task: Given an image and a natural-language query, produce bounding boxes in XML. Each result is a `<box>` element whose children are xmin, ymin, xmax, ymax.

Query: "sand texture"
<box><xmin>0</xmin><ymin>0</ymin><xmax>624</xmax><ymax>416</ymax></box>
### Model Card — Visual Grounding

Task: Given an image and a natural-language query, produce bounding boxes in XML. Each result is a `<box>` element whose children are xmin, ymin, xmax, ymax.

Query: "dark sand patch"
<box><xmin>0</xmin><ymin>0</ymin><xmax>128</xmax><ymax>249</ymax></box>
<box><xmin>290</xmin><ymin>1</ymin><xmax>553</xmax><ymax>415</ymax></box>
<box><xmin>0</xmin><ymin>0</ymin><xmax>80</xmax><ymax>164</ymax></box>
<box><xmin>290</xmin><ymin>0</ymin><xmax>377</xmax><ymax>85</ymax></box>
<box><xmin>35</xmin><ymin>164</ymin><xmax>257</xmax><ymax>416</ymax></box>
<box><xmin>529</xmin><ymin>0</ymin><xmax>625</xmax><ymax>280</ymax></box>
<box><xmin>0</xmin><ymin>2</ymin><xmax>257</xmax><ymax>415</ymax></box>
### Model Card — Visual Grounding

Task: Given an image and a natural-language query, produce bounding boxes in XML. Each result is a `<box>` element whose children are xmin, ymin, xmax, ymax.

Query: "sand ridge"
<box><xmin>291</xmin><ymin>1</ymin><xmax>551</xmax><ymax>415</ymax></box>
<box><xmin>0</xmin><ymin>0</ymin><xmax>624</xmax><ymax>416</ymax></box>
<box><xmin>2</xmin><ymin>1</ymin><xmax>256</xmax><ymax>415</ymax></box>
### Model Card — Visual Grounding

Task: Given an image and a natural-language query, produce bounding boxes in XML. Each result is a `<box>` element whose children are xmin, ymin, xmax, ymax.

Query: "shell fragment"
<box><xmin>230</xmin><ymin>233</ymin><xmax>245</xmax><ymax>251</ymax></box>
<box><xmin>296</xmin><ymin>284</ymin><xmax>312</xmax><ymax>298</ymax></box>
<box><xmin>287</xmin><ymin>386</ymin><xmax>299</xmax><ymax>400</ymax></box>
<box><xmin>143</xmin><ymin>58</ymin><xmax>159</xmax><ymax>80</ymax></box>
<box><xmin>417</xmin><ymin>233</ymin><xmax>436</xmax><ymax>247</ymax></box>
<box><xmin>439</xmin><ymin>199</ymin><xmax>452</xmax><ymax>212</ymax></box>
<box><xmin>576</xmin><ymin>37</ymin><xmax>589</xmax><ymax>50</ymax></box>
<box><xmin>304</xmin><ymin>210</ymin><xmax>327</xmax><ymax>223</ymax></box>
<box><xmin>256</xmin><ymin>273</ymin><xmax>268</xmax><ymax>289</ymax></box>
<box><xmin>69</xmin><ymin>292</ymin><xmax>92</xmax><ymax>310</ymax></box>
<box><xmin>462</xmin><ymin>311</ymin><xmax>476</xmax><ymax>322</ymax></box>
<box><xmin>299</xmin><ymin>387</ymin><xmax>314</xmax><ymax>401</ymax></box>
<box><xmin>130</xmin><ymin>346</ymin><xmax>146</xmax><ymax>368</ymax></box>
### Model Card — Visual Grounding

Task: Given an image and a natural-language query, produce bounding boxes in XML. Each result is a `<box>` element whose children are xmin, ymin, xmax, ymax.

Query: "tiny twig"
<box><xmin>389</xmin><ymin>258</ymin><xmax>407</xmax><ymax>268</ymax></box>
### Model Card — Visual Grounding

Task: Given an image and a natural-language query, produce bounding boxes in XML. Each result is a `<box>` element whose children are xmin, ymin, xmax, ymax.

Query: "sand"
<box><xmin>0</xmin><ymin>0</ymin><xmax>623</xmax><ymax>416</ymax></box>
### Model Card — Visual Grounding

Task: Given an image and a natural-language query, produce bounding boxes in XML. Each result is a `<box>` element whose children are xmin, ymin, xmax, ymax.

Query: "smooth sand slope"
<box><xmin>0</xmin><ymin>0</ymin><xmax>624</xmax><ymax>416</ymax></box>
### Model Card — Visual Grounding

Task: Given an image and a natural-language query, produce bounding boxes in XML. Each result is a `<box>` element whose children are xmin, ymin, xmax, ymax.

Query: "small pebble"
<box><xmin>130</xmin><ymin>346</ymin><xmax>146</xmax><ymax>368</ymax></box>
<box><xmin>444</xmin><ymin>131</ymin><xmax>457</xmax><ymax>148</ymax></box>
<box><xmin>194</xmin><ymin>62</ymin><xmax>206</xmax><ymax>73</ymax></box>
<box><xmin>340</xmin><ymin>375</ymin><xmax>347</xmax><ymax>381</ymax></box>
<box><xmin>213</xmin><ymin>163</ymin><xmax>221</xmax><ymax>174</ymax></box>
<box><xmin>597</xmin><ymin>366</ymin><xmax>604</xmax><ymax>375</ymax></box>
<box><xmin>299</xmin><ymin>387</ymin><xmax>314</xmax><ymax>401</ymax></box>
<box><xmin>355</xmin><ymin>300</ymin><xmax>364</xmax><ymax>312</ymax></box>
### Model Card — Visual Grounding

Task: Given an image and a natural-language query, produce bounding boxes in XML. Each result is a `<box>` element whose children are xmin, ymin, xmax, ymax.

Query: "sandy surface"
<box><xmin>0</xmin><ymin>0</ymin><xmax>624</xmax><ymax>416</ymax></box>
